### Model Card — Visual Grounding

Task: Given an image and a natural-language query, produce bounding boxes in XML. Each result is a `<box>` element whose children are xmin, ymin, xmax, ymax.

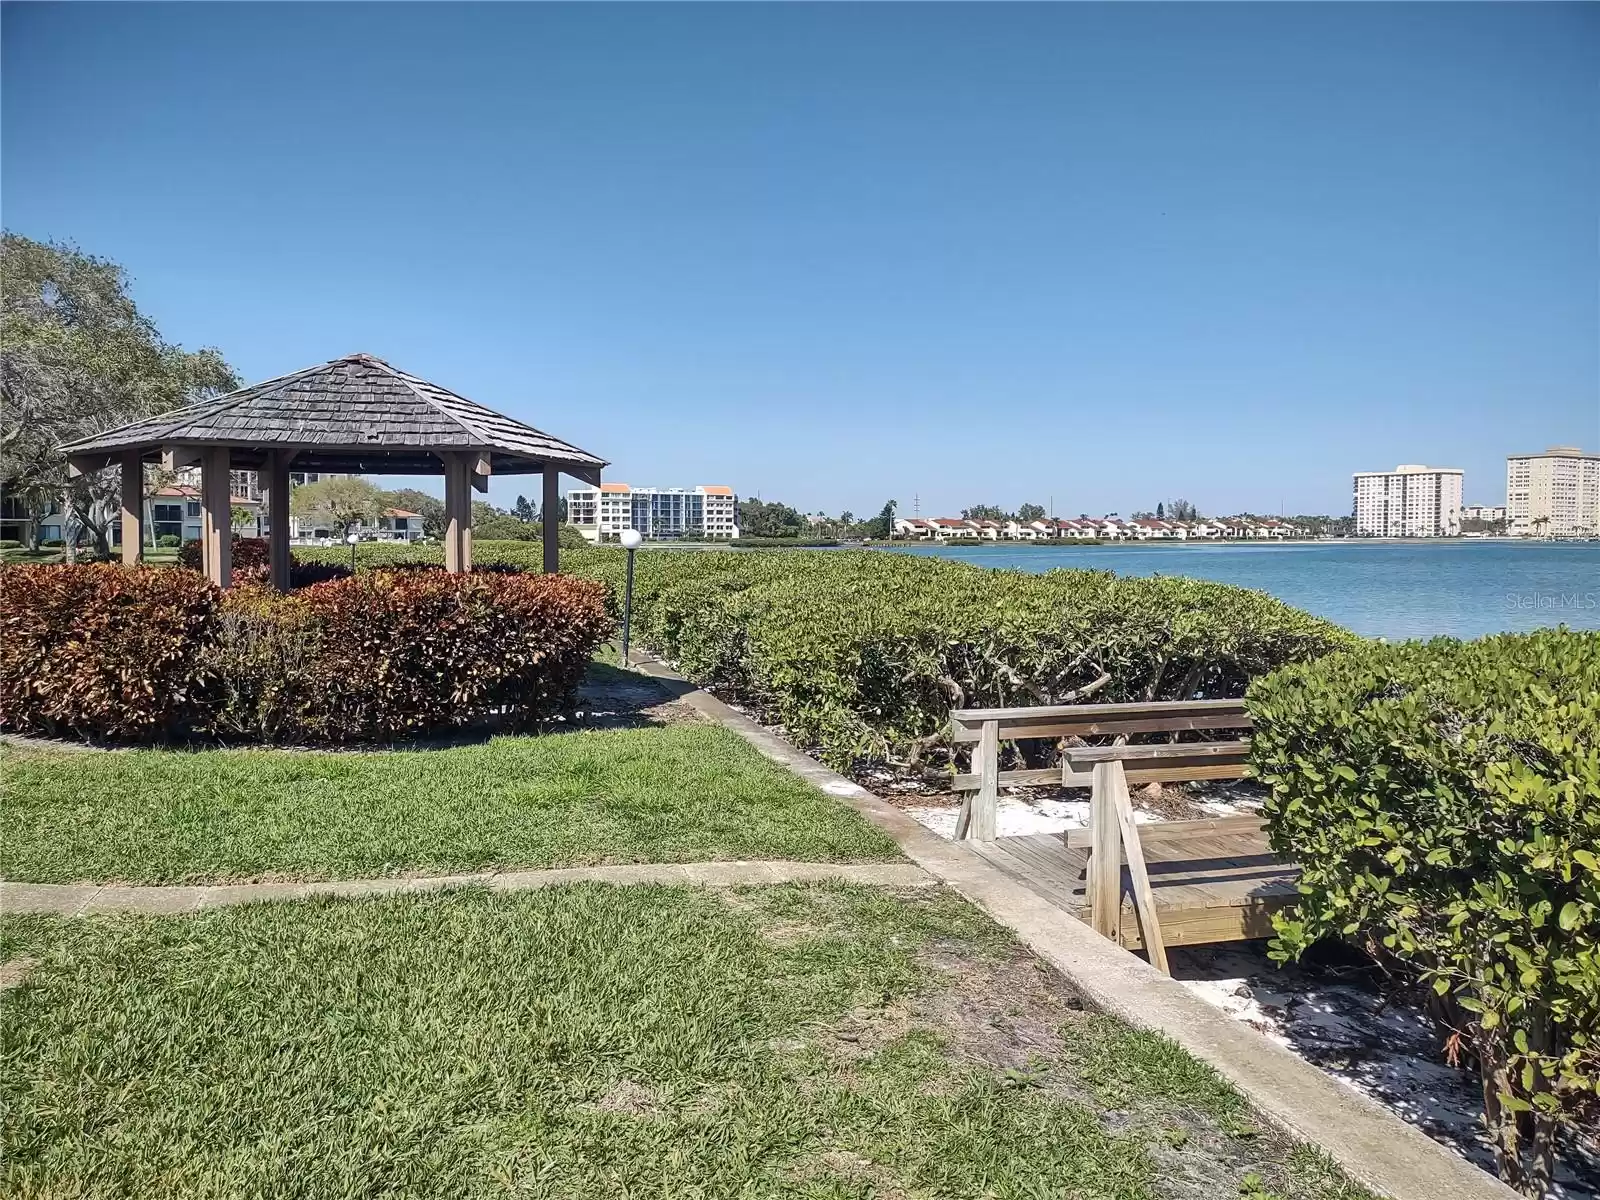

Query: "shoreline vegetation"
<box><xmin>293</xmin><ymin>542</ymin><xmax>1357</xmax><ymax>771</ymax></box>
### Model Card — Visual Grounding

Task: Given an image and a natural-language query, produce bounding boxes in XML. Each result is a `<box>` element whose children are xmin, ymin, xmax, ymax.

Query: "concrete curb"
<box><xmin>631</xmin><ymin>659</ymin><xmax>1517</xmax><ymax>1200</ymax></box>
<box><xmin>0</xmin><ymin>861</ymin><xmax>934</xmax><ymax>917</ymax></box>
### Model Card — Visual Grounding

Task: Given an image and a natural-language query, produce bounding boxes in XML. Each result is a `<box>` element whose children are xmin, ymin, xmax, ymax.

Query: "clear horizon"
<box><xmin>4</xmin><ymin>3</ymin><xmax>1595</xmax><ymax>517</ymax></box>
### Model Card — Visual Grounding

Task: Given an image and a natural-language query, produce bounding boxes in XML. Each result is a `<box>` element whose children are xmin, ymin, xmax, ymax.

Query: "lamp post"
<box><xmin>619</xmin><ymin>528</ymin><xmax>642</xmax><ymax>667</ymax></box>
<box><xmin>346</xmin><ymin>529</ymin><xmax>360</xmax><ymax>574</ymax></box>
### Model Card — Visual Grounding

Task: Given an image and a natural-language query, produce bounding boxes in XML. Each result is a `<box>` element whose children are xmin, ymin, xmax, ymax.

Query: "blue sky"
<box><xmin>4</xmin><ymin>3</ymin><xmax>1595</xmax><ymax>517</ymax></box>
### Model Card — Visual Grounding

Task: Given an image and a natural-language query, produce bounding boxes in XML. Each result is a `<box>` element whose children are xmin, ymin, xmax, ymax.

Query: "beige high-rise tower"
<box><xmin>1505</xmin><ymin>447</ymin><xmax>1600</xmax><ymax>537</ymax></box>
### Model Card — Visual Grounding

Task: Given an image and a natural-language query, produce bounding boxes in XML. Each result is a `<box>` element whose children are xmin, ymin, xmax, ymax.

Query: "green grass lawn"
<box><xmin>0</xmin><ymin>724</ymin><xmax>900</xmax><ymax>884</ymax></box>
<box><xmin>0</xmin><ymin>884</ymin><xmax>1369</xmax><ymax>1199</ymax></box>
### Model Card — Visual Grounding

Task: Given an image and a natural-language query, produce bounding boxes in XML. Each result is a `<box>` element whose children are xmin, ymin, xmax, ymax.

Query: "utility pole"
<box><xmin>913</xmin><ymin>493</ymin><xmax>921</xmax><ymax>518</ymax></box>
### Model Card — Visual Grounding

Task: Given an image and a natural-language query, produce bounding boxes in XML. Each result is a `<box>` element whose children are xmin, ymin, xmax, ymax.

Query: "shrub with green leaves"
<box><xmin>1247</xmin><ymin>630</ymin><xmax>1600</xmax><ymax>1195</ymax></box>
<box><xmin>295</xmin><ymin>543</ymin><xmax>1353</xmax><ymax>766</ymax></box>
<box><xmin>549</xmin><ymin>548</ymin><xmax>1352</xmax><ymax>767</ymax></box>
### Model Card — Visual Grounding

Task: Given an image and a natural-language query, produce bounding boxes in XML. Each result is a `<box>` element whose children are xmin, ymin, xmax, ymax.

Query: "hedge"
<box><xmin>0</xmin><ymin>563</ymin><xmax>613</xmax><ymax>744</ymax></box>
<box><xmin>177</xmin><ymin>536</ymin><xmax>271</xmax><ymax>574</ymax></box>
<box><xmin>178</xmin><ymin>537</ymin><xmax>353</xmax><ymax>588</ymax></box>
<box><xmin>1248</xmin><ymin>631</ymin><xmax>1600</xmax><ymax>1194</ymax></box>
<box><xmin>0</xmin><ymin>564</ymin><xmax>219</xmax><ymax>740</ymax></box>
<box><xmin>555</xmin><ymin>548</ymin><xmax>1357</xmax><ymax>768</ymax></box>
<box><xmin>292</xmin><ymin>543</ymin><xmax>1354</xmax><ymax>767</ymax></box>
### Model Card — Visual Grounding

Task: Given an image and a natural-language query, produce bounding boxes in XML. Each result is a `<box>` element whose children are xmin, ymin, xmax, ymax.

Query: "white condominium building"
<box><xmin>1506</xmin><ymin>447</ymin><xmax>1600</xmax><ymax>538</ymax></box>
<box><xmin>1352</xmin><ymin>464</ymin><xmax>1463</xmax><ymax>537</ymax></box>
<box><xmin>567</xmin><ymin>484</ymin><xmax>739</xmax><ymax>542</ymax></box>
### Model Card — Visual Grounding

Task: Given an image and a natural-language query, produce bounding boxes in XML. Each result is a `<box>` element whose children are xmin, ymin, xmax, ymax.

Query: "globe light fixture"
<box><xmin>345</xmin><ymin>530</ymin><xmax>360</xmax><ymax>573</ymax></box>
<box><xmin>619</xmin><ymin>529</ymin><xmax>643</xmax><ymax>665</ymax></box>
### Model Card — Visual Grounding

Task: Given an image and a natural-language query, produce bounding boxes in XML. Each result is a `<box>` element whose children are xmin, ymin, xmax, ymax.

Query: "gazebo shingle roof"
<box><xmin>60</xmin><ymin>353</ymin><xmax>606</xmax><ymax>480</ymax></box>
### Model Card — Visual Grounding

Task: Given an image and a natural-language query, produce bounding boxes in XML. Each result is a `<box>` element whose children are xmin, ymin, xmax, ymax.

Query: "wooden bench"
<box><xmin>950</xmin><ymin>698</ymin><xmax>1254</xmax><ymax>839</ymax></box>
<box><xmin>950</xmin><ymin>699</ymin><xmax>1295</xmax><ymax>972</ymax></box>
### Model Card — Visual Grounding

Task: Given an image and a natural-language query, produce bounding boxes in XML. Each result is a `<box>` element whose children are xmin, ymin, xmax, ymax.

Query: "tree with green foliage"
<box><xmin>960</xmin><ymin>504</ymin><xmax>1008</xmax><ymax>523</ymax></box>
<box><xmin>513</xmin><ymin>494</ymin><xmax>538</xmax><ymax>523</ymax></box>
<box><xmin>473</xmin><ymin>499</ymin><xmax>540</xmax><ymax>541</ymax></box>
<box><xmin>0</xmin><ymin>233</ymin><xmax>238</xmax><ymax>555</ymax></box>
<box><xmin>738</xmin><ymin>497</ymin><xmax>805</xmax><ymax>539</ymax></box>
<box><xmin>291</xmin><ymin>477</ymin><xmax>384</xmax><ymax>535</ymax></box>
<box><xmin>867</xmin><ymin>500</ymin><xmax>897</xmax><ymax>539</ymax></box>
<box><xmin>1016</xmin><ymin>503</ymin><xmax>1046</xmax><ymax>524</ymax></box>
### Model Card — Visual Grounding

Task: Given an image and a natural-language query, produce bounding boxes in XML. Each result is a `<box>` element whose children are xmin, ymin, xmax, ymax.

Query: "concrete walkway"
<box><xmin>0</xmin><ymin>861</ymin><xmax>932</xmax><ymax>917</ymax></box>
<box><xmin>628</xmin><ymin>658</ymin><xmax>1518</xmax><ymax>1200</ymax></box>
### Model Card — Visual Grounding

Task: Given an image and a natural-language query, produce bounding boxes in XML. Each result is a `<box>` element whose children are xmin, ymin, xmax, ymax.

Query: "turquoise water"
<box><xmin>883</xmin><ymin>540</ymin><xmax>1600</xmax><ymax>640</ymax></box>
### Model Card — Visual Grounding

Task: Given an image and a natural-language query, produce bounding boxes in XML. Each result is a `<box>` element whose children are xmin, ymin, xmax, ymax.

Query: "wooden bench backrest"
<box><xmin>949</xmin><ymin>699</ymin><xmax>1252</xmax><ymax>793</ymax></box>
<box><xmin>951</xmin><ymin>698</ymin><xmax>1250</xmax><ymax>744</ymax></box>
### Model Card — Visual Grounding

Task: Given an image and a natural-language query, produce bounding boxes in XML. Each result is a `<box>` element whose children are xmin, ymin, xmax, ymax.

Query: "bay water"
<box><xmin>884</xmin><ymin>539</ymin><xmax>1600</xmax><ymax>640</ymax></box>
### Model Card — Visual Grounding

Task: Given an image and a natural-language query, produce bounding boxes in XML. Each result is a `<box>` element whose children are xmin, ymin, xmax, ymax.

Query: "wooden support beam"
<box><xmin>1109</xmin><ymin>765</ymin><xmax>1170</xmax><ymax>973</ymax></box>
<box><xmin>267</xmin><ymin>450</ymin><xmax>293</xmax><ymax>592</ymax></box>
<box><xmin>119</xmin><ymin>449</ymin><xmax>143</xmax><ymax>566</ymax></box>
<box><xmin>69</xmin><ymin>453</ymin><xmax>118</xmax><ymax>478</ymax></box>
<box><xmin>542</xmin><ymin>465</ymin><xmax>560</xmax><ymax>574</ymax></box>
<box><xmin>442</xmin><ymin>452</ymin><xmax>472</xmax><ymax>573</ymax></box>
<box><xmin>161</xmin><ymin>445</ymin><xmax>204</xmax><ymax>473</ymax></box>
<box><xmin>199</xmin><ymin>446</ymin><xmax>232</xmax><ymax>589</ymax></box>
<box><xmin>960</xmin><ymin>719</ymin><xmax>1000</xmax><ymax>841</ymax></box>
<box><xmin>1089</xmin><ymin>762</ymin><xmax>1124</xmax><ymax>940</ymax></box>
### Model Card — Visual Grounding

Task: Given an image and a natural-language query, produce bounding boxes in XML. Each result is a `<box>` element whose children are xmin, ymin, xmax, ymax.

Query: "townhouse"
<box><xmin>888</xmin><ymin>514</ymin><xmax>1304</xmax><ymax>542</ymax></box>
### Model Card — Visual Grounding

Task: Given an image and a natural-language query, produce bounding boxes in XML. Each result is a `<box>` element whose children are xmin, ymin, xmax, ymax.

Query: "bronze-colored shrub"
<box><xmin>202</xmin><ymin>589</ymin><xmax>323</xmax><ymax>743</ymax></box>
<box><xmin>295</xmin><ymin>569</ymin><xmax>614</xmax><ymax>740</ymax></box>
<box><xmin>0</xmin><ymin>563</ymin><xmax>612</xmax><ymax>745</ymax></box>
<box><xmin>177</xmin><ymin>537</ymin><xmax>271</xmax><ymax>574</ymax></box>
<box><xmin>0</xmin><ymin>563</ymin><xmax>219</xmax><ymax>740</ymax></box>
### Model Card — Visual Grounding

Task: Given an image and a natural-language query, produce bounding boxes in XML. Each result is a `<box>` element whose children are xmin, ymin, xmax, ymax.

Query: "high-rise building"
<box><xmin>1352</xmin><ymin>465</ymin><xmax>1463</xmax><ymax>537</ymax></box>
<box><xmin>566</xmin><ymin>484</ymin><xmax>738</xmax><ymax>542</ymax></box>
<box><xmin>1505</xmin><ymin>447</ymin><xmax>1600</xmax><ymax>538</ymax></box>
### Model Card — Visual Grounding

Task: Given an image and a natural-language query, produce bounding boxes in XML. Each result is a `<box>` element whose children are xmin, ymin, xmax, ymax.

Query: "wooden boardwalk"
<box><xmin>964</xmin><ymin>825</ymin><xmax>1299</xmax><ymax>952</ymax></box>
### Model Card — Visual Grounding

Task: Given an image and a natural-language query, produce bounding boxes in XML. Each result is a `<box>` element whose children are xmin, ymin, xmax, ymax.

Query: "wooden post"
<box><xmin>442</xmin><ymin>452</ymin><xmax>472</xmax><ymax>573</ymax></box>
<box><xmin>267</xmin><ymin>451</ymin><xmax>292</xmax><ymax>592</ymax></box>
<box><xmin>119</xmin><ymin>449</ymin><xmax>143</xmax><ymax>566</ymax></box>
<box><xmin>199</xmin><ymin>446</ymin><xmax>232</xmax><ymax>589</ymax></box>
<box><xmin>973</xmin><ymin>719</ymin><xmax>1000</xmax><ymax>840</ymax></box>
<box><xmin>542</xmin><ymin>465</ymin><xmax>560</xmax><ymax>573</ymax></box>
<box><xmin>1108</xmin><ymin>763</ymin><xmax>1169</xmax><ymax>972</ymax></box>
<box><xmin>1089</xmin><ymin>761</ymin><xmax>1124</xmax><ymax>940</ymax></box>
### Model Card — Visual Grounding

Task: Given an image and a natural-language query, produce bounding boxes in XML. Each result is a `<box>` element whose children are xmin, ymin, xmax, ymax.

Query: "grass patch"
<box><xmin>0</xmin><ymin>913</ymin><xmax>91</xmax><ymax>962</ymax></box>
<box><xmin>0</xmin><ymin>724</ymin><xmax>900</xmax><ymax>884</ymax></box>
<box><xmin>1</xmin><ymin>884</ymin><xmax>1369</xmax><ymax>1199</ymax></box>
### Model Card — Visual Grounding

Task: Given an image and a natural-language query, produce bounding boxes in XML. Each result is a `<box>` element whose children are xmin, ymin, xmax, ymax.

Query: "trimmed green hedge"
<box><xmin>1248</xmin><ymin>630</ymin><xmax>1600</xmax><ymax>1193</ymax></box>
<box><xmin>564</xmin><ymin>548</ymin><xmax>1355</xmax><ymax>768</ymax></box>
<box><xmin>298</xmin><ymin>543</ymin><xmax>1354</xmax><ymax>768</ymax></box>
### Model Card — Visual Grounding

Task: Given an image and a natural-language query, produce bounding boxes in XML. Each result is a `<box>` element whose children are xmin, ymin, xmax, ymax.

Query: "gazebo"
<box><xmin>59</xmin><ymin>353</ymin><xmax>606</xmax><ymax>590</ymax></box>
